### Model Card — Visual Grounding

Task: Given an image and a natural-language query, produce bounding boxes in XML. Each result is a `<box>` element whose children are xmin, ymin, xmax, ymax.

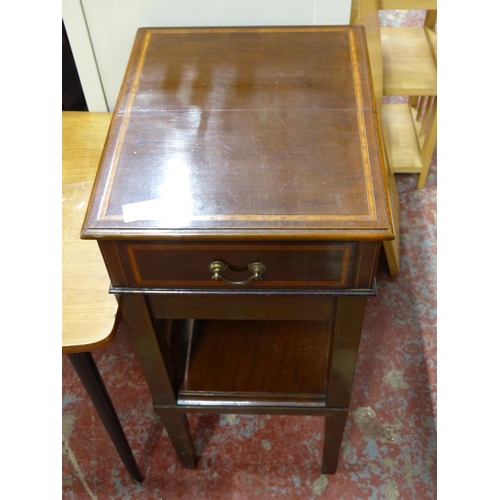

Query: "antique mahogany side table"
<box><xmin>82</xmin><ymin>26</ymin><xmax>393</xmax><ymax>474</ymax></box>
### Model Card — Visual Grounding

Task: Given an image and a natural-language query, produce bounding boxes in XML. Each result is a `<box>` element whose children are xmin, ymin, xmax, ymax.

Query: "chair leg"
<box><xmin>416</xmin><ymin>99</ymin><xmax>437</xmax><ymax>189</ymax></box>
<box><xmin>67</xmin><ymin>352</ymin><xmax>143</xmax><ymax>484</ymax></box>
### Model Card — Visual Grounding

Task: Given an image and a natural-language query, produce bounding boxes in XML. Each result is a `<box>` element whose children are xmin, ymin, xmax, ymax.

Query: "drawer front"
<box><xmin>116</xmin><ymin>242</ymin><xmax>359</xmax><ymax>289</ymax></box>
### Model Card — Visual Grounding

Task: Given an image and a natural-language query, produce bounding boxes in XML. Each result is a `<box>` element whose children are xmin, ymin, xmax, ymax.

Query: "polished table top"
<box><xmin>82</xmin><ymin>26</ymin><xmax>393</xmax><ymax>242</ymax></box>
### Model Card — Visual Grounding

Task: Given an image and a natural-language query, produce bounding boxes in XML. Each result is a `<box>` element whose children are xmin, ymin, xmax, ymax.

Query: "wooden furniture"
<box><xmin>352</xmin><ymin>0</ymin><xmax>437</xmax><ymax>189</ymax></box>
<box><xmin>381</xmin><ymin>2</ymin><xmax>437</xmax><ymax>190</ymax></box>
<box><xmin>81</xmin><ymin>26</ymin><xmax>394</xmax><ymax>474</ymax></box>
<box><xmin>63</xmin><ymin>112</ymin><xmax>142</xmax><ymax>484</ymax></box>
<box><xmin>349</xmin><ymin>0</ymin><xmax>400</xmax><ymax>275</ymax></box>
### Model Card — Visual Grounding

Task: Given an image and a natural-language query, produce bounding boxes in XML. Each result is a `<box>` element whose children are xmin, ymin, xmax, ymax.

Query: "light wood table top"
<box><xmin>62</xmin><ymin>111</ymin><xmax>116</xmax><ymax>353</ymax></box>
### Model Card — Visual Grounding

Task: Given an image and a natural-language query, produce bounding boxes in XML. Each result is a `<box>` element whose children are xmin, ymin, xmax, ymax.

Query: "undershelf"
<box><xmin>169</xmin><ymin>319</ymin><xmax>332</xmax><ymax>408</ymax></box>
<box><xmin>382</xmin><ymin>102</ymin><xmax>423</xmax><ymax>174</ymax></box>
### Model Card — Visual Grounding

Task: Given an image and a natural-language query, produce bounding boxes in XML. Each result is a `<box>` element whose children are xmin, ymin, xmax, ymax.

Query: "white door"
<box><xmin>63</xmin><ymin>0</ymin><xmax>352</xmax><ymax>111</ymax></box>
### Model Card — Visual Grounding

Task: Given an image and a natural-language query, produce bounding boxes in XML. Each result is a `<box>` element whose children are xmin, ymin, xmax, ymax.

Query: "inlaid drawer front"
<box><xmin>119</xmin><ymin>242</ymin><xmax>358</xmax><ymax>289</ymax></box>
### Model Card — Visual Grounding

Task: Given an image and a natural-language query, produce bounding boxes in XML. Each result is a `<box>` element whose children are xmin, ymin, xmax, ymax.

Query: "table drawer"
<box><xmin>110</xmin><ymin>242</ymin><xmax>362</xmax><ymax>290</ymax></box>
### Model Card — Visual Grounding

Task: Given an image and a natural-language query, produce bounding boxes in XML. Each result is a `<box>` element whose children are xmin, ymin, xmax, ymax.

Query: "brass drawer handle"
<box><xmin>209</xmin><ymin>260</ymin><xmax>266</xmax><ymax>286</ymax></box>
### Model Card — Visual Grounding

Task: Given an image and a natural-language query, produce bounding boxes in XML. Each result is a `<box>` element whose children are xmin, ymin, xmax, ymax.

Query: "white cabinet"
<box><xmin>63</xmin><ymin>0</ymin><xmax>352</xmax><ymax>111</ymax></box>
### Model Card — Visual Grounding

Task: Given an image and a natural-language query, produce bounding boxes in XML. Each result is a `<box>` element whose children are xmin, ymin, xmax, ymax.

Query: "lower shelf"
<box><xmin>382</xmin><ymin>99</ymin><xmax>437</xmax><ymax>192</ymax></box>
<box><xmin>380</xmin><ymin>27</ymin><xmax>437</xmax><ymax>96</ymax></box>
<box><xmin>169</xmin><ymin>319</ymin><xmax>332</xmax><ymax>408</ymax></box>
<box><xmin>382</xmin><ymin>102</ymin><xmax>422</xmax><ymax>174</ymax></box>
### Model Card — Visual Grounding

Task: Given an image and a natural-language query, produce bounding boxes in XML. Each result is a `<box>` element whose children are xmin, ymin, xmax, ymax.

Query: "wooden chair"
<box><xmin>379</xmin><ymin>1</ymin><xmax>437</xmax><ymax>96</ymax></box>
<box><xmin>353</xmin><ymin>0</ymin><xmax>437</xmax><ymax>189</ymax></box>
<box><xmin>382</xmin><ymin>94</ymin><xmax>437</xmax><ymax>189</ymax></box>
<box><xmin>350</xmin><ymin>0</ymin><xmax>401</xmax><ymax>276</ymax></box>
<box><xmin>62</xmin><ymin>111</ymin><xmax>142</xmax><ymax>484</ymax></box>
<box><xmin>379</xmin><ymin>1</ymin><xmax>437</xmax><ymax>189</ymax></box>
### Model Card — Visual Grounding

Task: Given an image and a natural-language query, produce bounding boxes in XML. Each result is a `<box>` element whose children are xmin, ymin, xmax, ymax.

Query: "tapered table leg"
<box><xmin>68</xmin><ymin>352</ymin><xmax>143</xmax><ymax>484</ymax></box>
<box><xmin>321</xmin><ymin>411</ymin><xmax>349</xmax><ymax>474</ymax></box>
<box><xmin>121</xmin><ymin>294</ymin><xmax>196</xmax><ymax>468</ymax></box>
<box><xmin>321</xmin><ymin>296</ymin><xmax>368</xmax><ymax>473</ymax></box>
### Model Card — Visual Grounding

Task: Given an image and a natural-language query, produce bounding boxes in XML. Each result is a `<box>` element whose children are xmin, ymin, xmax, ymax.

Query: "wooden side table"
<box><xmin>81</xmin><ymin>26</ymin><xmax>394</xmax><ymax>474</ymax></box>
<box><xmin>63</xmin><ymin>112</ymin><xmax>142</xmax><ymax>483</ymax></box>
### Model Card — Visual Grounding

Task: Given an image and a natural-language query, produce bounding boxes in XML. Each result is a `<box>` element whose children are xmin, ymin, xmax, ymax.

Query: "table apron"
<box><xmin>111</xmin><ymin>286</ymin><xmax>376</xmax><ymax>321</ymax></box>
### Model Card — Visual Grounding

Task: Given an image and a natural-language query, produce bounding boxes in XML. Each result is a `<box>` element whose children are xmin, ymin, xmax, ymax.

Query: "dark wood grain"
<box><xmin>80</xmin><ymin>26</ymin><xmax>393</xmax><ymax>474</ymax></box>
<box><xmin>117</xmin><ymin>241</ymin><xmax>357</xmax><ymax>289</ymax></box>
<box><xmin>175</xmin><ymin>320</ymin><xmax>331</xmax><ymax>406</ymax></box>
<box><xmin>81</xmin><ymin>26</ymin><xmax>393</xmax><ymax>242</ymax></box>
<box><xmin>326</xmin><ymin>296</ymin><xmax>368</xmax><ymax>407</ymax></box>
<box><xmin>98</xmin><ymin>241</ymin><xmax>128</xmax><ymax>288</ymax></box>
<box><xmin>322</xmin><ymin>411</ymin><xmax>349</xmax><ymax>474</ymax></box>
<box><xmin>149</xmin><ymin>292</ymin><xmax>339</xmax><ymax>321</ymax></box>
<box><xmin>120</xmin><ymin>294</ymin><xmax>196</xmax><ymax>468</ymax></box>
<box><xmin>354</xmin><ymin>241</ymin><xmax>381</xmax><ymax>288</ymax></box>
<box><xmin>158</xmin><ymin>404</ymin><xmax>347</xmax><ymax>417</ymax></box>
<box><xmin>121</xmin><ymin>294</ymin><xmax>177</xmax><ymax>406</ymax></box>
